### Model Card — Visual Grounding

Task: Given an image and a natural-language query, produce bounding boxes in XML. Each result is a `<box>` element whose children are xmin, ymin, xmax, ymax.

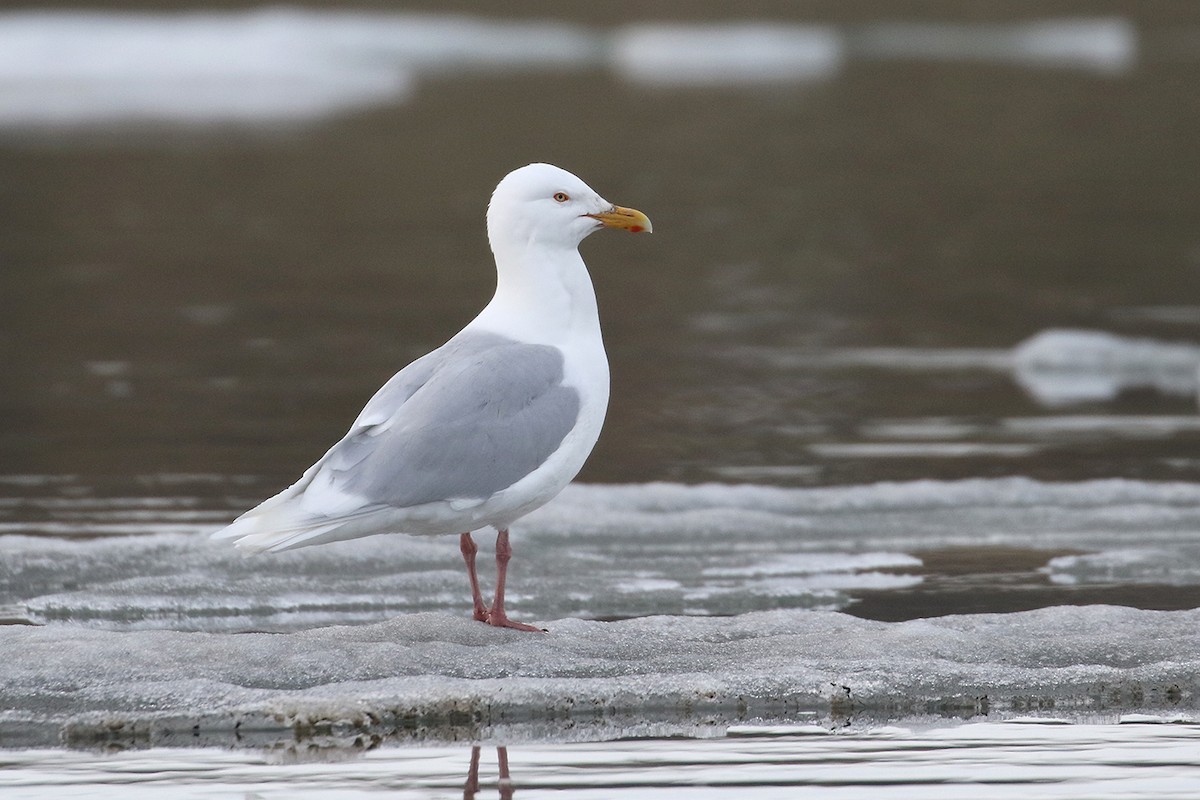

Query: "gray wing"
<box><xmin>313</xmin><ymin>332</ymin><xmax>581</xmax><ymax>510</ymax></box>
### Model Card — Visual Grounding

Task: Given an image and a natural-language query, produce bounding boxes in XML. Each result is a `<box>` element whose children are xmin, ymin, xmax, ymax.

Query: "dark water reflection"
<box><xmin>3</xmin><ymin>5</ymin><xmax>1200</xmax><ymax>494</ymax></box>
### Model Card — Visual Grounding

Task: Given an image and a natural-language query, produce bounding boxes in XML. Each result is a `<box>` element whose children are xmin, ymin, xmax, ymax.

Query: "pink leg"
<box><xmin>463</xmin><ymin>744</ymin><xmax>480</xmax><ymax>799</ymax></box>
<box><xmin>485</xmin><ymin>529</ymin><xmax>545</xmax><ymax>632</ymax></box>
<box><xmin>459</xmin><ymin>533</ymin><xmax>489</xmax><ymax>622</ymax></box>
<box><xmin>497</xmin><ymin>746</ymin><xmax>513</xmax><ymax>800</ymax></box>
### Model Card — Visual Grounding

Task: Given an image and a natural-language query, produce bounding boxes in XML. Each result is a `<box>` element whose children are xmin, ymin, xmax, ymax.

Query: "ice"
<box><xmin>858</xmin><ymin>415</ymin><xmax>1200</xmax><ymax>442</ymax></box>
<box><xmin>1001</xmin><ymin>415</ymin><xmax>1200</xmax><ymax>437</ymax></box>
<box><xmin>851</xmin><ymin>18</ymin><xmax>1137</xmax><ymax>73</ymax></box>
<box><xmin>1</xmin><ymin>606</ymin><xmax>1196</xmax><ymax>749</ymax></box>
<box><xmin>859</xmin><ymin>418</ymin><xmax>987</xmax><ymax>440</ymax></box>
<box><xmin>702</xmin><ymin>552</ymin><xmax>921</xmax><ymax>578</ymax></box>
<box><xmin>7</xmin><ymin>476</ymin><xmax>1200</xmax><ymax>633</ymax></box>
<box><xmin>1013</xmin><ymin>329</ymin><xmax>1200</xmax><ymax>406</ymax></box>
<box><xmin>734</xmin><ymin>328</ymin><xmax>1200</xmax><ymax>409</ymax></box>
<box><xmin>0</xmin><ymin>13</ymin><xmax>1143</xmax><ymax>130</ymax></box>
<box><xmin>610</xmin><ymin>24</ymin><xmax>843</xmax><ymax>86</ymax></box>
<box><xmin>1045</xmin><ymin>547</ymin><xmax>1200</xmax><ymax>586</ymax></box>
<box><xmin>733</xmin><ymin>346</ymin><xmax>1014</xmax><ymax>372</ymax></box>
<box><xmin>0</xmin><ymin>11</ymin><xmax>409</xmax><ymax>126</ymax></box>
<box><xmin>808</xmin><ymin>442</ymin><xmax>1040</xmax><ymax>458</ymax></box>
<box><xmin>3</xmin><ymin>475</ymin><xmax>1200</xmax><ymax>747</ymax></box>
<box><xmin>0</xmin><ymin>10</ymin><xmax>593</xmax><ymax>127</ymax></box>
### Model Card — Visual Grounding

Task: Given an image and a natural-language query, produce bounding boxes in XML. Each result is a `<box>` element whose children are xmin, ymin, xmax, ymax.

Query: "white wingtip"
<box><xmin>210</xmin><ymin>514</ymin><xmax>273</xmax><ymax>554</ymax></box>
<box><xmin>210</xmin><ymin>500</ymin><xmax>384</xmax><ymax>554</ymax></box>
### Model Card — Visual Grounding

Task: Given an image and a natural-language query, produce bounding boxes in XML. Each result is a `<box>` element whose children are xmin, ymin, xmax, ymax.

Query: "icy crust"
<box><xmin>0</xmin><ymin>606</ymin><xmax>1196</xmax><ymax>749</ymax></box>
<box><xmin>7</xmin><ymin>477</ymin><xmax>1200</xmax><ymax>630</ymax></box>
<box><xmin>6</xmin><ymin>476</ymin><xmax>1200</xmax><ymax>630</ymax></box>
<box><xmin>518</xmin><ymin>476</ymin><xmax>1200</xmax><ymax>559</ymax></box>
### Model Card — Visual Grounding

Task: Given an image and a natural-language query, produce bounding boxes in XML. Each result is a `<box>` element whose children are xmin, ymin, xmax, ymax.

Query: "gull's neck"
<box><xmin>469</xmin><ymin>238</ymin><xmax>602</xmax><ymax>346</ymax></box>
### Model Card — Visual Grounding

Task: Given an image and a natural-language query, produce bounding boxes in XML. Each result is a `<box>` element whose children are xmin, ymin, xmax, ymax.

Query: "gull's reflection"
<box><xmin>464</xmin><ymin>745</ymin><xmax>514</xmax><ymax>800</ymax></box>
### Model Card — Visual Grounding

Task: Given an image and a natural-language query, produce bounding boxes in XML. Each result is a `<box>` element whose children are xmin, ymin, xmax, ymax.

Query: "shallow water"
<box><xmin>4</xmin><ymin>2</ymin><xmax>1200</xmax><ymax>795</ymax></box>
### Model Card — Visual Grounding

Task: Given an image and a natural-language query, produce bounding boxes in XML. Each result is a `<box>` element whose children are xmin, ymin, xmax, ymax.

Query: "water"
<box><xmin>6</xmin><ymin>725</ymin><xmax>1200</xmax><ymax>799</ymax></box>
<box><xmin>4</xmin><ymin>3</ymin><xmax>1200</xmax><ymax>795</ymax></box>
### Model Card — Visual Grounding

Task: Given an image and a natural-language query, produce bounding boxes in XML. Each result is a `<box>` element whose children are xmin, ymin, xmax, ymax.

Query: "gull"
<box><xmin>212</xmin><ymin>163</ymin><xmax>652</xmax><ymax>631</ymax></box>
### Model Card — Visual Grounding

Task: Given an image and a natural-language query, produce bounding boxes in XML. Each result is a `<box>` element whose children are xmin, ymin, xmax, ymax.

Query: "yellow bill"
<box><xmin>586</xmin><ymin>205</ymin><xmax>653</xmax><ymax>234</ymax></box>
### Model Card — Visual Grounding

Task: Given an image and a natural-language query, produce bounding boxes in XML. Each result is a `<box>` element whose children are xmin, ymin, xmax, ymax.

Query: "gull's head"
<box><xmin>487</xmin><ymin>163</ymin><xmax>652</xmax><ymax>253</ymax></box>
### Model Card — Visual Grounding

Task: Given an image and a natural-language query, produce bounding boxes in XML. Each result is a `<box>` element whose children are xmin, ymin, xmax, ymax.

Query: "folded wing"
<box><xmin>212</xmin><ymin>331</ymin><xmax>581</xmax><ymax>552</ymax></box>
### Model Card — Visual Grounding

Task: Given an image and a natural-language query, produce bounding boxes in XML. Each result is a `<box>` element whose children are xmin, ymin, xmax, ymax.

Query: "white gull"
<box><xmin>212</xmin><ymin>163</ymin><xmax>651</xmax><ymax>631</ymax></box>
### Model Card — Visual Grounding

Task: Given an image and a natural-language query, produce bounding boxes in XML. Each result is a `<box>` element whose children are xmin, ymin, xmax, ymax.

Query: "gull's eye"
<box><xmin>553</xmin><ymin>192</ymin><xmax>570</xmax><ymax>203</ymax></box>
